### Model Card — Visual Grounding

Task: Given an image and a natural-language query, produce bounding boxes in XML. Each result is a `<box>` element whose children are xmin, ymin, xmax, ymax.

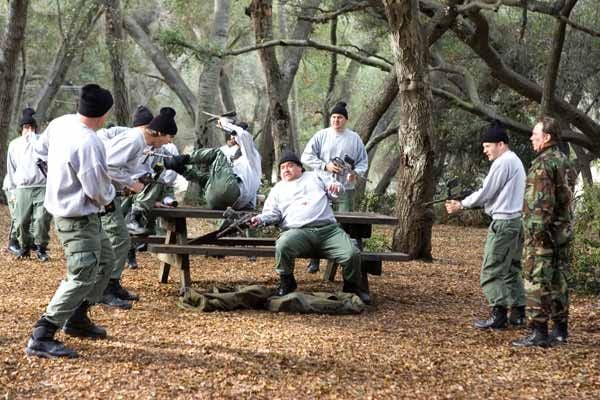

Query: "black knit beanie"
<box><xmin>481</xmin><ymin>120</ymin><xmax>509</xmax><ymax>144</ymax></box>
<box><xmin>278</xmin><ymin>152</ymin><xmax>303</xmax><ymax>169</ymax></box>
<box><xmin>78</xmin><ymin>84</ymin><xmax>114</xmax><ymax>118</ymax></box>
<box><xmin>19</xmin><ymin>107</ymin><xmax>37</xmax><ymax>128</ymax></box>
<box><xmin>149</xmin><ymin>107</ymin><xmax>178</xmax><ymax>135</ymax></box>
<box><xmin>132</xmin><ymin>105</ymin><xmax>154</xmax><ymax>127</ymax></box>
<box><xmin>330</xmin><ymin>101</ymin><xmax>348</xmax><ymax>119</ymax></box>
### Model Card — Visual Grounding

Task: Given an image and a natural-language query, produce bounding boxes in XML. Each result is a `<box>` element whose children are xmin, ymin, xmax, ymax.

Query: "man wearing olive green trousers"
<box><xmin>25</xmin><ymin>84</ymin><xmax>117</xmax><ymax>359</ymax></box>
<box><xmin>446</xmin><ymin>120</ymin><xmax>526</xmax><ymax>330</ymax></box>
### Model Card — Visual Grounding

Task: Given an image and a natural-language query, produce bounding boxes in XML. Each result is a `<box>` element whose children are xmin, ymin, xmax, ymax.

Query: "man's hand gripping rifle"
<box><xmin>423</xmin><ymin>178</ymin><xmax>473</xmax><ymax>206</ymax></box>
<box><xmin>331</xmin><ymin>155</ymin><xmax>370</xmax><ymax>183</ymax></box>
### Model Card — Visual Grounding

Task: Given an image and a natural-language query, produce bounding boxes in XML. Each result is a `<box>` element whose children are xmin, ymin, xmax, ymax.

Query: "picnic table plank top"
<box><xmin>149</xmin><ymin>207</ymin><xmax>398</xmax><ymax>225</ymax></box>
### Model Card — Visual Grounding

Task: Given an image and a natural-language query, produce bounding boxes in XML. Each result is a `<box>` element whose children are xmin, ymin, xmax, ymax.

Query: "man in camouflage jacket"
<box><xmin>513</xmin><ymin>116</ymin><xmax>576</xmax><ymax>348</ymax></box>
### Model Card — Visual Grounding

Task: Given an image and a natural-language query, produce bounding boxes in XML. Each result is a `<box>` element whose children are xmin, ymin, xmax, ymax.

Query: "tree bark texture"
<box><xmin>33</xmin><ymin>0</ymin><xmax>102</xmax><ymax>125</ymax></box>
<box><xmin>123</xmin><ymin>14</ymin><xmax>197</xmax><ymax>123</ymax></box>
<box><xmin>249</xmin><ymin>0</ymin><xmax>321</xmax><ymax>165</ymax></box>
<box><xmin>105</xmin><ymin>0</ymin><xmax>130</xmax><ymax>126</ymax></box>
<box><xmin>383</xmin><ymin>0</ymin><xmax>435</xmax><ymax>260</ymax></box>
<box><xmin>374</xmin><ymin>153</ymin><xmax>401</xmax><ymax>196</ymax></box>
<box><xmin>195</xmin><ymin>0</ymin><xmax>231</xmax><ymax>147</ymax></box>
<box><xmin>218</xmin><ymin>65</ymin><xmax>236</xmax><ymax>113</ymax></box>
<box><xmin>0</xmin><ymin>0</ymin><xmax>29</xmax><ymax>184</ymax></box>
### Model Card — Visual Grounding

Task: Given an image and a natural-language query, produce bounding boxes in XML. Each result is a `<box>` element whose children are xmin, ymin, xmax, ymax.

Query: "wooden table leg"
<box><xmin>158</xmin><ymin>228</ymin><xmax>176</xmax><ymax>283</ymax></box>
<box><xmin>157</xmin><ymin>217</ymin><xmax>190</xmax><ymax>292</ymax></box>
<box><xmin>322</xmin><ymin>260</ymin><xmax>338</xmax><ymax>282</ymax></box>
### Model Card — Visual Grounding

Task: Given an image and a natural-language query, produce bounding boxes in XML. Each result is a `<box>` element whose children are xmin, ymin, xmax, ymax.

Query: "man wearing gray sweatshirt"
<box><xmin>301</xmin><ymin>102</ymin><xmax>368</xmax><ymax>273</ymax></box>
<box><xmin>446</xmin><ymin>121</ymin><xmax>526</xmax><ymax>330</ymax></box>
<box><xmin>250</xmin><ymin>152</ymin><xmax>370</xmax><ymax>305</ymax></box>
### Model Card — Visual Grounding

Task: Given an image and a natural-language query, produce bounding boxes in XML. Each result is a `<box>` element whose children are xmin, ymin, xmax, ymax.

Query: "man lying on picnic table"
<box><xmin>248</xmin><ymin>152</ymin><xmax>371</xmax><ymax>305</ymax></box>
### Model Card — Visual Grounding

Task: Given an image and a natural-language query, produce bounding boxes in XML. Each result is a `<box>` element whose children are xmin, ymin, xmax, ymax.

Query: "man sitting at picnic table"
<box><xmin>249</xmin><ymin>152</ymin><xmax>371</xmax><ymax>305</ymax></box>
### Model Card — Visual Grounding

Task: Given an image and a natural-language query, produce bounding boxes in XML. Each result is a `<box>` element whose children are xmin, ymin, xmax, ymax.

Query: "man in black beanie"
<box><xmin>94</xmin><ymin>107</ymin><xmax>175</xmax><ymax>307</ymax></box>
<box><xmin>25</xmin><ymin>83</ymin><xmax>117</xmax><ymax>358</ymax></box>
<box><xmin>301</xmin><ymin>101</ymin><xmax>368</xmax><ymax>273</ymax></box>
<box><xmin>5</xmin><ymin>108</ymin><xmax>52</xmax><ymax>261</ymax></box>
<box><xmin>446</xmin><ymin>120</ymin><xmax>527</xmax><ymax>331</ymax></box>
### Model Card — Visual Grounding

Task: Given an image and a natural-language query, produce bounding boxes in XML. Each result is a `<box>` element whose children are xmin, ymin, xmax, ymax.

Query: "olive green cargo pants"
<box><xmin>13</xmin><ymin>187</ymin><xmax>52</xmax><ymax>249</ymax></box>
<box><xmin>276</xmin><ymin>224</ymin><xmax>361</xmax><ymax>286</ymax></box>
<box><xmin>43</xmin><ymin>214</ymin><xmax>115</xmax><ymax>326</ymax></box>
<box><xmin>100</xmin><ymin>197</ymin><xmax>130</xmax><ymax>280</ymax></box>
<box><xmin>481</xmin><ymin>217</ymin><xmax>526</xmax><ymax>308</ymax></box>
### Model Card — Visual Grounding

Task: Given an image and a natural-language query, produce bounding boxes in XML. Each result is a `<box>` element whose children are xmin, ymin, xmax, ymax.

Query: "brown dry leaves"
<box><xmin>0</xmin><ymin>206</ymin><xmax>599</xmax><ymax>399</ymax></box>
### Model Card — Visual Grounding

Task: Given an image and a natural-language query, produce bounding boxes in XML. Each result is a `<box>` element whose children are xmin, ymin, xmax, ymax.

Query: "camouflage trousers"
<box><xmin>481</xmin><ymin>218</ymin><xmax>525</xmax><ymax>308</ymax></box>
<box><xmin>523</xmin><ymin>243</ymin><xmax>571</xmax><ymax>325</ymax></box>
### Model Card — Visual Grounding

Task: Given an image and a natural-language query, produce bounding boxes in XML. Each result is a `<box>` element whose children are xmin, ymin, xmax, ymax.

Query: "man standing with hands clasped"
<box><xmin>446</xmin><ymin>121</ymin><xmax>527</xmax><ymax>330</ymax></box>
<box><xmin>25</xmin><ymin>84</ymin><xmax>117</xmax><ymax>359</ymax></box>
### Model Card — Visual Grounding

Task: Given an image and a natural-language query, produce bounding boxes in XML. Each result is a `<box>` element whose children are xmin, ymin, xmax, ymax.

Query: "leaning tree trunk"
<box><xmin>195</xmin><ymin>0</ymin><xmax>231</xmax><ymax>148</ymax></box>
<box><xmin>33</xmin><ymin>1</ymin><xmax>102</xmax><ymax>124</ymax></box>
<box><xmin>383</xmin><ymin>0</ymin><xmax>435</xmax><ymax>260</ymax></box>
<box><xmin>0</xmin><ymin>0</ymin><xmax>29</xmax><ymax>187</ymax></box>
<box><xmin>105</xmin><ymin>0</ymin><xmax>130</xmax><ymax>126</ymax></box>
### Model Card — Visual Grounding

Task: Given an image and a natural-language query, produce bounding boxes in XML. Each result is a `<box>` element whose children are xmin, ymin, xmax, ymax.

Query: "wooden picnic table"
<box><xmin>146</xmin><ymin>207</ymin><xmax>409</xmax><ymax>293</ymax></box>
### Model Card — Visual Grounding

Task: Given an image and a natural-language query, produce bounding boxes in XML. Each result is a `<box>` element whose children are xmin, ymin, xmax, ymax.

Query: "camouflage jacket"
<box><xmin>523</xmin><ymin>145</ymin><xmax>576</xmax><ymax>251</ymax></box>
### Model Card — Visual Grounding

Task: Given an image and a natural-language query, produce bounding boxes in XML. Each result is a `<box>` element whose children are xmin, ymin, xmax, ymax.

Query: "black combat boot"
<box><xmin>342</xmin><ymin>281</ymin><xmax>372</xmax><ymax>305</ymax></box>
<box><xmin>111</xmin><ymin>279</ymin><xmax>140</xmax><ymax>301</ymax></box>
<box><xmin>126</xmin><ymin>208</ymin><xmax>149</xmax><ymax>236</ymax></box>
<box><xmin>7</xmin><ymin>239</ymin><xmax>21</xmax><ymax>256</ymax></box>
<box><xmin>276</xmin><ymin>274</ymin><xmax>298</xmax><ymax>296</ymax></box>
<box><xmin>25</xmin><ymin>317</ymin><xmax>78</xmax><ymax>358</ymax></box>
<box><xmin>306</xmin><ymin>259</ymin><xmax>320</xmax><ymax>274</ymax></box>
<box><xmin>512</xmin><ymin>322</ymin><xmax>550</xmax><ymax>348</ymax></box>
<box><xmin>35</xmin><ymin>244</ymin><xmax>49</xmax><ymax>262</ymax></box>
<box><xmin>473</xmin><ymin>306</ymin><xmax>508</xmax><ymax>329</ymax></box>
<box><xmin>508</xmin><ymin>306</ymin><xmax>526</xmax><ymax>327</ymax></box>
<box><xmin>550</xmin><ymin>320</ymin><xmax>568</xmax><ymax>344</ymax></box>
<box><xmin>16</xmin><ymin>245</ymin><xmax>30</xmax><ymax>259</ymax></box>
<box><xmin>127</xmin><ymin>248</ymin><xmax>138</xmax><ymax>269</ymax></box>
<box><xmin>136</xmin><ymin>242</ymin><xmax>148</xmax><ymax>252</ymax></box>
<box><xmin>100</xmin><ymin>280</ymin><xmax>133</xmax><ymax>309</ymax></box>
<box><xmin>63</xmin><ymin>301</ymin><xmax>107</xmax><ymax>339</ymax></box>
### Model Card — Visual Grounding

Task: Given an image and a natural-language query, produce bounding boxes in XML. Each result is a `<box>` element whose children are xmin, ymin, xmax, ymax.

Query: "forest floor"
<box><xmin>0</xmin><ymin>204</ymin><xmax>599</xmax><ymax>399</ymax></box>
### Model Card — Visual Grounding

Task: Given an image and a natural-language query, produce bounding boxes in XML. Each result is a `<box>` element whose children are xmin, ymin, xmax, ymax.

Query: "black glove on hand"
<box><xmin>164</xmin><ymin>154</ymin><xmax>191</xmax><ymax>174</ymax></box>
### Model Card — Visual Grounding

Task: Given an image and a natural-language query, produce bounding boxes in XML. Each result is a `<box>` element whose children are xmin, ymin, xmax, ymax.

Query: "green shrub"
<box><xmin>364</xmin><ymin>232</ymin><xmax>391</xmax><ymax>252</ymax></box>
<box><xmin>357</xmin><ymin>191</ymin><xmax>396</xmax><ymax>215</ymax></box>
<box><xmin>570</xmin><ymin>183</ymin><xmax>600</xmax><ymax>294</ymax></box>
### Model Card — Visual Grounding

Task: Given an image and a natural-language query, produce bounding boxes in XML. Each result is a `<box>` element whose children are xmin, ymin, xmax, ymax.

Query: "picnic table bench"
<box><xmin>145</xmin><ymin>207</ymin><xmax>409</xmax><ymax>293</ymax></box>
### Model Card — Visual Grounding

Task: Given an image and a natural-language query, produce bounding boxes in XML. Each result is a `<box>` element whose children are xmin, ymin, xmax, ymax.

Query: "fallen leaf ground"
<box><xmin>0</xmin><ymin>204</ymin><xmax>598</xmax><ymax>399</ymax></box>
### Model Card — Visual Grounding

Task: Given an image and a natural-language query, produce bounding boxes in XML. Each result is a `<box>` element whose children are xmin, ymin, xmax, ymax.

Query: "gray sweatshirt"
<box><xmin>461</xmin><ymin>150</ymin><xmax>526</xmax><ymax>219</ymax></box>
<box><xmin>257</xmin><ymin>171</ymin><xmax>341</xmax><ymax>229</ymax></box>
<box><xmin>102</xmin><ymin>127</ymin><xmax>150</xmax><ymax>190</ymax></box>
<box><xmin>6</xmin><ymin>132</ymin><xmax>47</xmax><ymax>190</ymax></box>
<box><xmin>34</xmin><ymin>114</ymin><xmax>115</xmax><ymax>217</ymax></box>
<box><xmin>301</xmin><ymin>127</ymin><xmax>368</xmax><ymax>190</ymax></box>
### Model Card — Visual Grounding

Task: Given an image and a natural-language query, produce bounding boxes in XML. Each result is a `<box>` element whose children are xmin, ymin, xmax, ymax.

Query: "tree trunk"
<box><xmin>123</xmin><ymin>14</ymin><xmax>197</xmax><ymax>123</ymax></box>
<box><xmin>194</xmin><ymin>0</ymin><xmax>231</xmax><ymax>147</ymax></box>
<box><xmin>374</xmin><ymin>153</ymin><xmax>401</xmax><ymax>196</ymax></box>
<box><xmin>33</xmin><ymin>1</ymin><xmax>102</xmax><ymax>124</ymax></box>
<box><xmin>383</xmin><ymin>0</ymin><xmax>435</xmax><ymax>260</ymax></box>
<box><xmin>249</xmin><ymin>0</ymin><xmax>321</xmax><ymax>165</ymax></box>
<box><xmin>105</xmin><ymin>0</ymin><xmax>130</xmax><ymax>126</ymax></box>
<box><xmin>0</xmin><ymin>0</ymin><xmax>29</xmax><ymax>185</ymax></box>
<box><xmin>219</xmin><ymin>64</ymin><xmax>236</xmax><ymax>113</ymax></box>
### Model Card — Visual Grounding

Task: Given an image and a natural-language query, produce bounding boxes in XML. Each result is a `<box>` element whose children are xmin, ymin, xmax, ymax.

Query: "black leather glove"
<box><xmin>164</xmin><ymin>154</ymin><xmax>191</xmax><ymax>174</ymax></box>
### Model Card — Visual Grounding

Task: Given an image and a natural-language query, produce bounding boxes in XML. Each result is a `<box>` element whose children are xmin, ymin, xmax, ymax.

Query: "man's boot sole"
<box><xmin>25</xmin><ymin>347</ymin><xmax>78</xmax><ymax>359</ymax></box>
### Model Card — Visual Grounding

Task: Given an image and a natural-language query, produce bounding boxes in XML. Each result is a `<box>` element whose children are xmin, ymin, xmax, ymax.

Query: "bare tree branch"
<box><xmin>365</xmin><ymin>125</ymin><xmax>399</xmax><ymax>153</ymax></box>
<box><xmin>297</xmin><ymin>1</ymin><xmax>371</xmax><ymax>23</ymax></box>
<box><xmin>559</xmin><ymin>15</ymin><xmax>600</xmax><ymax>37</ymax></box>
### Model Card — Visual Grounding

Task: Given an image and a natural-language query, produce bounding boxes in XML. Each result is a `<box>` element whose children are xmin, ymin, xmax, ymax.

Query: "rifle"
<box><xmin>331</xmin><ymin>155</ymin><xmax>370</xmax><ymax>183</ymax></box>
<box><xmin>201</xmin><ymin>110</ymin><xmax>237</xmax><ymax>123</ymax></box>
<box><xmin>423</xmin><ymin>178</ymin><xmax>473</xmax><ymax>206</ymax></box>
<box><xmin>217</xmin><ymin>207</ymin><xmax>257</xmax><ymax>238</ymax></box>
<box><xmin>36</xmin><ymin>159</ymin><xmax>48</xmax><ymax>178</ymax></box>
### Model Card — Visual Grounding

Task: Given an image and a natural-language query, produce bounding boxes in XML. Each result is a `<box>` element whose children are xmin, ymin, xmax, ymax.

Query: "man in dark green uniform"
<box><xmin>513</xmin><ymin>116</ymin><xmax>576</xmax><ymax>348</ymax></box>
